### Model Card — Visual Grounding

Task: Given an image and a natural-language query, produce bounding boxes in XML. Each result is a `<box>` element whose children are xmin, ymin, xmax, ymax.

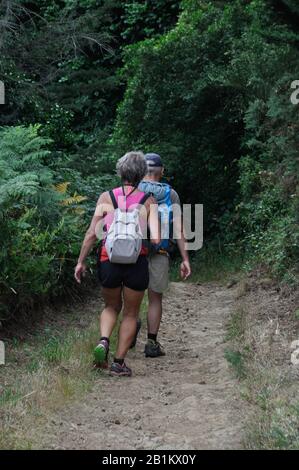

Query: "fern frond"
<box><xmin>74</xmin><ymin>207</ymin><xmax>86</xmax><ymax>215</ymax></box>
<box><xmin>61</xmin><ymin>194</ymin><xmax>87</xmax><ymax>206</ymax></box>
<box><xmin>54</xmin><ymin>182</ymin><xmax>71</xmax><ymax>194</ymax></box>
<box><xmin>0</xmin><ymin>174</ymin><xmax>40</xmax><ymax>206</ymax></box>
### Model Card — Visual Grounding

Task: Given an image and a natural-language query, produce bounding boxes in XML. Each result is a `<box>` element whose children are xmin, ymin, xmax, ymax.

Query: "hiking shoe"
<box><xmin>144</xmin><ymin>339</ymin><xmax>166</xmax><ymax>358</ymax></box>
<box><xmin>130</xmin><ymin>318</ymin><xmax>142</xmax><ymax>349</ymax></box>
<box><xmin>110</xmin><ymin>362</ymin><xmax>132</xmax><ymax>377</ymax></box>
<box><xmin>94</xmin><ymin>339</ymin><xmax>109</xmax><ymax>368</ymax></box>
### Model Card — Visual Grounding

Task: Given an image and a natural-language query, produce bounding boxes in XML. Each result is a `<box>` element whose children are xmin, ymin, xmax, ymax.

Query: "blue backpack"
<box><xmin>138</xmin><ymin>181</ymin><xmax>174</xmax><ymax>252</ymax></box>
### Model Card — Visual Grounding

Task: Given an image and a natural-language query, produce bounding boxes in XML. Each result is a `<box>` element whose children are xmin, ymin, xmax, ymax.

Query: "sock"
<box><xmin>100</xmin><ymin>336</ymin><xmax>110</xmax><ymax>346</ymax></box>
<box><xmin>148</xmin><ymin>333</ymin><xmax>157</xmax><ymax>342</ymax></box>
<box><xmin>114</xmin><ymin>357</ymin><xmax>124</xmax><ymax>365</ymax></box>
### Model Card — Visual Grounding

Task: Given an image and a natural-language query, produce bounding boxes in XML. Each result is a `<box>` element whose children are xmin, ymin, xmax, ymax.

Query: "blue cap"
<box><xmin>144</xmin><ymin>153</ymin><xmax>163</xmax><ymax>167</ymax></box>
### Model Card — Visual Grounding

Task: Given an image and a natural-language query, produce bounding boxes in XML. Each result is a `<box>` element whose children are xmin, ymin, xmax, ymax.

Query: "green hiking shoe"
<box><xmin>144</xmin><ymin>339</ymin><xmax>166</xmax><ymax>358</ymax></box>
<box><xmin>94</xmin><ymin>339</ymin><xmax>109</xmax><ymax>368</ymax></box>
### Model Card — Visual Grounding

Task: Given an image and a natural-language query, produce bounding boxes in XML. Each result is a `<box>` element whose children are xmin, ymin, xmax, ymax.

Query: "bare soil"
<box><xmin>39</xmin><ymin>282</ymin><xmax>244</xmax><ymax>450</ymax></box>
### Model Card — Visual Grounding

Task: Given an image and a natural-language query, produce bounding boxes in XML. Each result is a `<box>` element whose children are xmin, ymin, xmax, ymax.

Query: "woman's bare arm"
<box><xmin>75</xmin><ymin>192</ymin><xmax>110</xmax><ymax>283</ymax></box>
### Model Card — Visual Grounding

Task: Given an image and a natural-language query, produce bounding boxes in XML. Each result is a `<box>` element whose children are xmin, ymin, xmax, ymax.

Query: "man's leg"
<box><xmin>147</xmin><ymin>288</ymin><xmax>163</xmax><ymax>338</ymax></box>
<box><xmin>145</xmin><ymin>253</ymin><xmax>169</xmax><ymax>357</ymax></box>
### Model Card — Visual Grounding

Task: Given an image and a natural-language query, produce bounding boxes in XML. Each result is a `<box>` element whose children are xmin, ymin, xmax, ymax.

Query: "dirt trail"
<box><xmin>41</xmin><ymin>282</ymin><xmax>244</xmax><ymax>450</ymax></box>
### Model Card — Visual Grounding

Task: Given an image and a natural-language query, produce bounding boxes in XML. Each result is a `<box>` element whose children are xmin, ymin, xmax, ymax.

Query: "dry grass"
<box><xmin>225</xmin><ymin>275</ymin><xmax>299</xmax><ymax>449</ymax></box>
<box><xmin>0</xmin><ymin>295</ymin><xmax>105</xmax><ymax>449</ymax></box>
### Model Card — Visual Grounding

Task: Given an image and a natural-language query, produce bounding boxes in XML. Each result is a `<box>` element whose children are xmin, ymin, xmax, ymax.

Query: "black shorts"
<box><xmin>97</xmin><ymin>256</ymin><xmax>149</xmax><ymax>291</ymax></box>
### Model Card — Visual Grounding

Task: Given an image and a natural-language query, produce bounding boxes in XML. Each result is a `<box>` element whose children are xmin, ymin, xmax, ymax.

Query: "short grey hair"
<box><xmin>116</xmin><ymin>151</ymin><xmax>147</xmax><ymax>186</ymax></box>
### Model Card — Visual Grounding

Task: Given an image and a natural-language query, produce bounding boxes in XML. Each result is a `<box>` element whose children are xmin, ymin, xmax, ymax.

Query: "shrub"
<box><xmin>0</xmin><ymin>125</ymin><xmax>88</xmax><ymax>321</ymax></box>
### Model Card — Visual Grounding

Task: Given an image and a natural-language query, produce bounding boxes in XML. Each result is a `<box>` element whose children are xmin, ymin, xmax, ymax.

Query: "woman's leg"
<box><xmin>94</xmin><ymin>286</ymin><xmax>122</xmax><ymax>366</ymax></box>
<box><xmin>115</xmin><ymin>287</ymin><xmax>144</xmax><ymax>359</ymax></box>
<box><xmin>100</xmin><ymin>287</ymin><xmax>122</xmax><ymax>337</ymax></box>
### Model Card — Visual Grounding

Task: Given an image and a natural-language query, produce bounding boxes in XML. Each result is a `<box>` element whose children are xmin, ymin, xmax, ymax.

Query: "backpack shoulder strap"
<box><xmin>165</xmin><ymin>185</ymin><xmax>172</xmax><ymax>204</ymax></box>
<box><xmin>138</xmin><ymin>192</ymin><xmax>152</xmax><ymax>206</ymax></box>
<box><xmin>109</xmin><ymin>190</ymin><xmax>118</xmax><ymax>210</ymax></box>
<box><xmin>165</xmin><ymin>184</ymin><xmax>171</xmax><ymax>196</ymax></box>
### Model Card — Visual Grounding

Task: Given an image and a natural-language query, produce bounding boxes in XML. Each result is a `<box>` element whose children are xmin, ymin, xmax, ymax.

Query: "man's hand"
<box><xmin>180</xmin><ymin>260</ymin><xmax>191</xmax><ymax>281</ymax></box>
<box><xmin>74</xmin><ymin>262</ymin><xmax>87</xmax><ymax>284</ymax></box>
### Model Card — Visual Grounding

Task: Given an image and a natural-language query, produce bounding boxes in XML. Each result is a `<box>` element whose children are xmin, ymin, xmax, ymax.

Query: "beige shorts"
<box><xmin>148</xmin><ymin>253</ymin><xmax>169</xmax><ymax>294</ymax></box>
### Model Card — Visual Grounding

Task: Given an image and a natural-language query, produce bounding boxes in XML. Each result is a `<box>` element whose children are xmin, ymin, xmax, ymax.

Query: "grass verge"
<box><xmin>224</xmin><ymin>276</ymin><xmax>299</xmax><ymax>449</ymax></box>
<box><xmin>0</xmin><ymin>294</ymin><xmax>106</xmax><ymax>449</ymax></box>
<box><xmin>224</xmin><ymin>307</ymin><xmax>250</xmax><ymax>380</ymax></box>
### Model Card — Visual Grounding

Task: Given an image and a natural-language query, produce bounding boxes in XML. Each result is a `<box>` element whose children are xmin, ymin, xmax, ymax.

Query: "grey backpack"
<box><xmin>105</xmin><ymin>190</ymin><xmax>150</xmax><ymax>264</ymax></box>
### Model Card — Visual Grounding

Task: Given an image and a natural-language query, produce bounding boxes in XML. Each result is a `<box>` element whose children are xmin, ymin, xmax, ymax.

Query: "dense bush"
<box><xmin>0</xmin><ymin>126</ymin><xmax>89</xmax><ymax>320</ymax></box>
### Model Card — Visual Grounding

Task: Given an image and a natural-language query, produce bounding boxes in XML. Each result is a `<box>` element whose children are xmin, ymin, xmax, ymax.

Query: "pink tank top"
<box><xmin>100</xmin><ymin>186</ymin><xmax>149</xmax><ymax>262</ymax></box>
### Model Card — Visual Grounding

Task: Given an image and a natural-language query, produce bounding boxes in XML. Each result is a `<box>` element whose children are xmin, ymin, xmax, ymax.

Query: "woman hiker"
<box><xmin>74</xmin><ymin>151</ymin><xmax>160</xmax><ymax>377</ymax></box>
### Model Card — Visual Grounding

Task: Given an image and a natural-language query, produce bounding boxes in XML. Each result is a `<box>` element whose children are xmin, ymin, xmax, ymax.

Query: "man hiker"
<box><xmin>134</xmin><ymin>152</ymin><xmax>191</xmax><ymax>357</ymax></box>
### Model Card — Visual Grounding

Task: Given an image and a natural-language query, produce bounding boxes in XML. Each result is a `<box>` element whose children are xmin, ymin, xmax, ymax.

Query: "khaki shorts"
<box><xmin>148</xmin><ymin>253</ymin><xmax>169</xmax><ymax>294</ymax></box>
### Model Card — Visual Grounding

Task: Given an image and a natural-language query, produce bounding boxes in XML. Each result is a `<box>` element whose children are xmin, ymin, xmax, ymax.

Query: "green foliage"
<box><xmin>225</xmin><ymin>349</ymin><xmax>247</xmax><ymax>380</ymax></box>
<box><xmin>0</xmin><ymin>0</ymin><xmax>298</xmax><ymax>321</ymax></box>
<box><xmin>111</xmin><ymin>1</ymin><xmax>249</xmax><ymax>228</ymax></box>
<box><xmin>0</xmin><ymin>1</ymin><xmax>180</xmax><ymax>321</ymax></box>
<box><xmin>121</xmin><ymin>0</ymin><xmax>181</xmax><ymax>41</ymax></box>
<box><xmin>279</xmin><ymin>0</ymin><xmax>299</xmax><ymax>17</ymax></box>
<box><xmin>170</xmin><ymin>241</ymin><xmax>243</xmax><ymax>283</ymax></box>
<box><xmin>41</xmin><ymin>336</ymin><xmax>73</xmax><ymax>364</ymax></box>
<box><xmin>0</xmin><ymin>0</ymin><xmax>180</xmax><ymax>176</ymax></box>
<box><xmin>112</xmin><ymin>0</ymin><xmax>299</xmax><ymax>281</ymax></box>
<box><xmin>0</xmin><ymin>126</ymin><xmax>87</xmax><ymax>320</ymax></box>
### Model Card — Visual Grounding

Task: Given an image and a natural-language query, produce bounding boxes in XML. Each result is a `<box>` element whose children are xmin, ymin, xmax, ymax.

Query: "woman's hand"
<box><xmin>180</xmin><ymin>260</ymin><xmax>191</xmax><ymax>281</ymax></box>
<box><xmin>74</xmin><ymin>262</ymin><xmax>87</xmax><ymax>284</ymax></box>
<box><xmin>74</xmin><ymin>192</ymin><xmax>106</xmax><ymax>285</ymax></box>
